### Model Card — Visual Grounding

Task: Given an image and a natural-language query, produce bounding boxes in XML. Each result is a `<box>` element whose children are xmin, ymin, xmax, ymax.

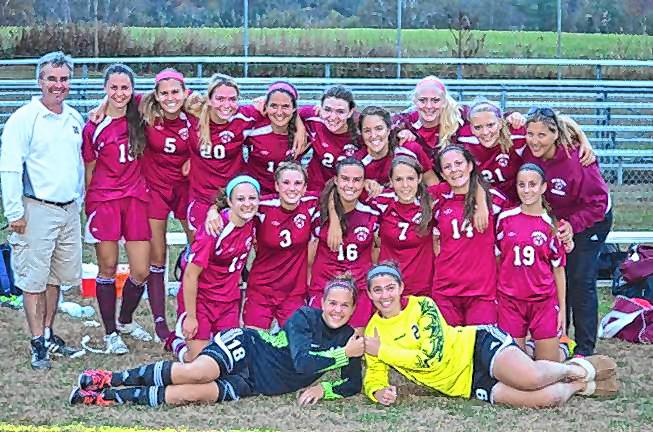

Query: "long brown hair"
<box><xmin>390</xmin><ymin>155</ymin><xmax>433</xmax><ymax>236</ymax></box>
<box><xmin>103</xmin><ymin>63</ymin><xmax>145</xmax><ymax>158</ymax></box>
<box><xmin>321</xmin><ymin>85</ymin><xmax>359</xmax><ymax>147</ymax></box>
<box><xmin>525</xmin><ymin>107</ymin><xmax>588</xmax><ymax>158</ymax></box>
<box><xmin>517</xmin><ymin>163</ymin><xmax>558</xmax><ymax>236</ymax></box>
<box><xmin>435</xmin><ymin>145</ymin><xmax>491</xmax><ymax>225</ymax></box>
<box><xmin>358</xmin><ymin>105</ymin><xmax>399</xmax><ymax>156</ymax></box>
<box><xmin>265</xmin><ymin>81</ymin><xmax>298</xmax><ymax>154</ymax></box>
<box><xmin>319</xmin><ymin>157</ymin><xmax>365</xmax><ymax>234</ymax></box>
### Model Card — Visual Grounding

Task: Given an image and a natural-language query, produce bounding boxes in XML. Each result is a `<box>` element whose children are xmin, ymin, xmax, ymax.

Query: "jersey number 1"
<box><xmin>513</xmin><ymin>245</ymin><xmax>535</xmax><ymax>266</ymax></box>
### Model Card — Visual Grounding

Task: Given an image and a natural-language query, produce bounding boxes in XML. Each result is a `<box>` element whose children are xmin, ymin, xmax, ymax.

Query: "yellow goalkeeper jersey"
<box><xmin>364</xmin><ymin>295</ymin><xmax>477</xmax><ymax>401</ymax></box>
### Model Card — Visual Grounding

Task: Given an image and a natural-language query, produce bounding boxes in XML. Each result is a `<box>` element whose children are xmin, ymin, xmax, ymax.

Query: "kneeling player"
<box><xmin>69</xmin><ymin>274</ymin><xmax>363</xmax><ymax>406</ymax></box>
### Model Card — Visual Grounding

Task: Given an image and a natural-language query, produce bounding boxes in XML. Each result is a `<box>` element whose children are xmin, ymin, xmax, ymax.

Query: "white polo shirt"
<box><xmin>0</xmin><ymin>97</ymin><xmax>84</xmax><ymax>221</ymax></box>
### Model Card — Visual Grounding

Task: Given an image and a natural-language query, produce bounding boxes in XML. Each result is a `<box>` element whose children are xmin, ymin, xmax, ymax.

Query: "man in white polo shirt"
<box><xmin>0</xmin><ymin>51</ymin><xmax>84</xmax><ymax>369</ymax></box>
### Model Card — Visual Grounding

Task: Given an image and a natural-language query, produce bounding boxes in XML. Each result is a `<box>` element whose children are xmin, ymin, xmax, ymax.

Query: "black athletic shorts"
<box><xmin>199</xmin><ymin>328</ymin><xmax>257</xmax><ymax>402</ymax></box>
<box><xmin>470</xmin><ymin>325</ymin><xmax>517</xmax><ymax>404</ymax></box>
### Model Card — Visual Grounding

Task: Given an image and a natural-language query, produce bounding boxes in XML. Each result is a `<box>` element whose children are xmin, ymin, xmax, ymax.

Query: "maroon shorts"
<box><xmin>148</xmin><ymin>182</ymin><xmax>189</xmax><ymax>221</ymax></box>
<box><xmin>431</xmin><ymin>294</ymin><xmax>497</xmax><ymax>327</ymax></box>
<box><xmin>186</xmin><ymin>199</ymin><xmax>211</xmax><ymax>232</ymax></box>
<box><xmin>243</xmin><ymin>290</ymin><xmax>306</xmax><ymax>329</ymax></box>
<box><xmin>309</xmin><ymin>289</ymin><xmax>374</xmax><ymax>329</ymax></box>
<box><xmin>497</xmin><ymin>293</ymin><xmax>559</xmax><ymax>340</ymax></box>
<box><xmin>85</xmin><ymin>197</ymin><xmax>151</xmax><ymax>243</ymax></box>
<box><xmin>175</xmin><ymin>298</ymin><xmax>240</xmax><ymax>341</ymax></box>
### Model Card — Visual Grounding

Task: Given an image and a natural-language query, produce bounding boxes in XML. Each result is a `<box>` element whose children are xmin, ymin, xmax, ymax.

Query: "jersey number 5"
<box><xmin>164</xmin><ymin>137</ymin><xmax>177</xmax><ymax>154</ymax></box>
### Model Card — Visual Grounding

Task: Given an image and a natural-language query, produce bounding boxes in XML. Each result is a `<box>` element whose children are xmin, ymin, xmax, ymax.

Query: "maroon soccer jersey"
<box><xmin>355</xmin><ymin>140</ymin><xmax>434</xmax><ymax>185</ymax></box>
<box><xmin>392</xmin><ymin>110</ymin><xmax>463</xmax><ymax>163</ymax></box>
<box><xmin>247</xmin><ymin>194</ymin><xmax>318</xmax><ymax>300</ymax></box>
<box><xmin>495</xmin><ymin>207</ymin><xmax>566</xmax><ymax>300</ymax></box>
<box><xmin>142</xmin><ymin>111</ymin><xmax>194</xmax><ymax>191</ymax></box>
<box><xmin>309</xmin><ymin>202</ymin><xmax>379</xmax><ymax>296</ymax></box>
<box><xmin>186</xmin><ymin>211</ymin><xmax>256</xmax><ymax>303</ymax></box>
<box><xmin>521</xmin><ymin>145</ymin><xmax>610</xmax><ymax>235</ymax></box>
<box><xmin>187</xmin><ymin>105</ymin><xmax>259</xmax><ymax>204</ymax></box>
<box><xmin>371</xmin><ymin>191</ymin><xmax>435</xmax><ymax>296</ymax></box>
<box><xmin>82</xmin><ymin>116</ymin><xmax>148</xmax><ymax>205</ymax></box>
<box><xmin>428</xmin><ymin>182</ymin><xmax>506</xmax><ymax>298</ymax></box>
<box><xmin>298</xmin><ymin>106</ymin><xmax>359</xmax><ymax>192</ymax></box>
<box><xmin>456</xmin><ymin>125</ymin><xmax>527</xmax><ymax>203</ymax></box>
<box><xmin>246</xmin><ymin>122</ymin><xmax>294</xmax><ymax>195</ymax></box>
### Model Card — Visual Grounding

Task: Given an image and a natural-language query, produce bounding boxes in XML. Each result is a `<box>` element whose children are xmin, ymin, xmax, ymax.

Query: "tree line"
<box><xmin>0</xmin><ymin>0</ymin><xmax>651</xmax><ymax>35</ymax></box>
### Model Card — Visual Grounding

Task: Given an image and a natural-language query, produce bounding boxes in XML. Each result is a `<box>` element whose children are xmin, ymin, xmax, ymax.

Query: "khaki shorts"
<box><xmin>9</xmin><ymin>197</ymin><xmax>82</xmax><ymax>293</ymax></box>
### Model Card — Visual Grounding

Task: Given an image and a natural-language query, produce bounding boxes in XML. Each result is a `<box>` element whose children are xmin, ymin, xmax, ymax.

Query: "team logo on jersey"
<box><xmin>495</xmin><ymin>153</ymin><xmax>510</xmax><ymax>168</ymax></box>
<box><xmin>412</xmin><ymin>212</ymin><xmax>423</xmax><ymax>224</ymax></box>
<box><xmin>271</xmin><ymin>220</ymin><xmax>281</xmax><ymax>227</ymax></box>
<box><xmin>354</xmin><ymin>226</ymin><xmax>370</xmax><ymax>241</ymax></box>
<box><xmin>179</xmin><ymin>128</ymin><xmax>189</xmax><ymax>140</ymax></box>
<box><xmin>219</xmin><ymin>131</ymin><xmax>235</xmax><ymax>144</ymax></box>
<box><xmin>343</xmin><ymin>144</ymin><xmax>358</xmax><ymax>157</ymax></box>
<box><xmin>531</xmin><ymin>230</ymin><xmax>548</xmax><ymax>246</ymax></box>
<box><xmin>293</xmin><ymin>214</ymin><xmax>307</xmax><ymax>229</ymax></box>
<box><xmin>550</xmin><ymin>178</ymin><xmax>567</xmax><ymax>196</ymax></box>
<box><xmin>72</xmin><ymin>126</ymin><xmax>80</xmax><ymax>135</ymax></box>
<box><xmin>443</xmin><ymin>207</ymin><xmax>453</xmax><ymax>216</ymax></box>
<box><xmin>261</xmin><ymin>150</ymin><xmax>270</xmax><ymax>156</ymax></box>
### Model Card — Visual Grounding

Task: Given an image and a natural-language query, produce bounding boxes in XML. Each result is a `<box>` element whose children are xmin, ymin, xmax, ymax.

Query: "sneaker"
<box><xmin>47</xmin><ymin>334</ymin><xmax>83</xmax><ymax>358</ymax></box>
<box><xmin>104</xmin><ymin>332</ymin><xmax>129</xmax><ymax>355</ymax></box>
<box><xmin>69</xmin><ymin>387</ymin><xmax>113</xmax><ymax>406</ymax></box>
<box><xmin>1</xmin><ymin>294</ymin><xmax>22</xmax><ymax>310</ymax></box>
<box><xmin>30</xmin><ymin>336</ymin><xmax>51</xmax><ymax>370</ymax></box>
<box><xmin>117</xmin><ymin>321</ymin><xmax>153</xmax><ymax>342</ymax></box>
<box><xmin>78</xmin><ymin>369</ymin><xmax>113</xmax><ymax>391</ymax></box>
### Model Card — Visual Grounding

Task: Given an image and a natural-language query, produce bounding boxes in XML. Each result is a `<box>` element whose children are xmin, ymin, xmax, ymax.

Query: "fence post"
<box><xmin>617</xmin><ymin>160</ymin><xmax>623</xmax><ymax>185</ymax></box>
<box><xmin>197</xmin><ymin>63</ymin><xmax>203</xmax><ymax>78</ymax></box>
<box><xmin>456</xmin><ymin>64</ymin><xmax>463</xmax><ymax>79</ymax></box>
<box><xmin>325</xmin><ymin>64</ymin><xmax>331</xmax><ymax>78</ymax></box>
<box><xmin>595</xmin><ymin>65</ymin><xmax>602</xmax><ymax>80</ymax></box>
<box><xmin>500</xmin><ymin>89</ymin><xmax>507</xmax><ymax>112</ymax></box>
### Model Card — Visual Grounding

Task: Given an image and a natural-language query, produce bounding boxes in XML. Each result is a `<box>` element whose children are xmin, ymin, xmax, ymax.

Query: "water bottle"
<box><xmin>59</xmin><ymin>301</ymin><xmax>83</xmax><ymax>318</ymax></box>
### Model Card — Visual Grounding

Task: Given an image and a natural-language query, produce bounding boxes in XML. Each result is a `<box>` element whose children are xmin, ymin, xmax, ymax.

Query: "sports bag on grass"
<box><xmin>599</xmin><ymin>295</ymin><xmax>653</xmax><ymax>344</ymax></box>
<box><xmin>620</xmin><ymin>245</ymin><xmax>653</xmax><ymax>284</ymax></box>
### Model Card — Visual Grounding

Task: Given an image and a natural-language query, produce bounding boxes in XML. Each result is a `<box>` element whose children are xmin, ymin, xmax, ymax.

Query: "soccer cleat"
<box><xmin>30</xmin><ymin>336</ymin><xmax>51</xmax><ymax>370</ymax></box>
<box><xmin>78</xmin><ymin>369</ymin><xmax>113</xmax><ymax>391</ymax></box>
<box><xmin>559</xmin><ymin>336</ymin><xmax>576</xmax><ymax>361</ymax></box>
<box><xmin>0</xmin><ymin>294</ymin><xmax>22</xmax><ymax>310</ymax></box>
<box><xmin>69</xmin><ymin>387</ymin><xmax>113</xmax><ymax>406</ymax></box>
<box><xmin>104</xmin><ymin>332</ymin><xmax>129</xmax><ymax>355</ymax></box>
<box><xmin>47</xmin><ymin>334</ymin><xmax>83</xmax><ymax>358</ymax></box>
<box><xmin>117</xmin><ymin>321</ymin><xmax>153</xmax><ymax>342</ymax></box>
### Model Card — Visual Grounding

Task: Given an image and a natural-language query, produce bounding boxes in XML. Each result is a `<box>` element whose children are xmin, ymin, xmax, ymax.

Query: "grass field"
<box><xmin>0</xmin><ymin>288</ymin><xmax>651</xmax><ymax>432</ymax></box>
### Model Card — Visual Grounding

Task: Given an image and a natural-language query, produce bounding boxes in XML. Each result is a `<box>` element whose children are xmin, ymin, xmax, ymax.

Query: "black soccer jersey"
<box><xmin>246</xmin><ymin>306</ymin><xmax>362</xmax><ymax>398</ymax></box>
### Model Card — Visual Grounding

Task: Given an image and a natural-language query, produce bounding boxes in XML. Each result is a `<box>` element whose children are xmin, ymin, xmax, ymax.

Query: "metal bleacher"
<box><xmin>1</xmin><ymin>56</ymin><xmax>652</xmax><ymax>184</ymax></box>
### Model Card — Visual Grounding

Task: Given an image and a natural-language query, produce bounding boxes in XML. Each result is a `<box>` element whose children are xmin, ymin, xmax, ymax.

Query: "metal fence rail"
<box><xmin>3</xmin><ymin>56</ymin><xmax>653</xmax><ymax>79</ymax></box>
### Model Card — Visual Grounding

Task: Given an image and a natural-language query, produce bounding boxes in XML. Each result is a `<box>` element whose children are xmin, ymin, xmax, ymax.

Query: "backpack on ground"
<box><xmin>599</xmin><ymin>295</ymin><xmax>653</xmax><ymax>344</ymax></box>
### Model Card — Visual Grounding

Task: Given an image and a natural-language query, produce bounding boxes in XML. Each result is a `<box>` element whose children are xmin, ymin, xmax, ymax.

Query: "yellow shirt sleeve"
<box><xmin>376</xmin><ymin>297</ymin><xmax>444</xmax><ymax>370</ymax></box>
<box><xmin>363</xmin><ymin>350</ymin><xmax>390</xmax><ymax>402</ymax></box>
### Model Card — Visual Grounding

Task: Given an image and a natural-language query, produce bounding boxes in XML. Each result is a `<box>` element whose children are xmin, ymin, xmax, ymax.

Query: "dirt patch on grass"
<box><xmin>0</xmin><ymin>290</ymin><xmax>651</xmax><ymax>432</ymax></box>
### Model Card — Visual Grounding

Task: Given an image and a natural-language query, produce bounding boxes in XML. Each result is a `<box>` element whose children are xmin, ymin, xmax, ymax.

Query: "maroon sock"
<box><xmin>96</xmin><ymin>277</ymin><xmax>117</xmax><ymax>335</ymax></box>
<box><xmin>147</xmin><ymin>265</ymin><xmax>170</xmax><ymax>340</ymax></box>
<box><xmin>118</xmin><ymin>276</ymin><xmax>146</xmax><ymax>325</ymax></box>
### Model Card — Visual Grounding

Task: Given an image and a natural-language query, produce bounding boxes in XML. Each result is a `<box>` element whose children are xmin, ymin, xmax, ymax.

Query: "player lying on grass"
<box><xmin>69</xmin><ymin>274</ymin><xmax>363</xmax><ymax>406</ymax></box>
<box><xmin>363</xmin><ymin>261</ymin><xmax>619</xmax><ymax>408</ymax></box>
